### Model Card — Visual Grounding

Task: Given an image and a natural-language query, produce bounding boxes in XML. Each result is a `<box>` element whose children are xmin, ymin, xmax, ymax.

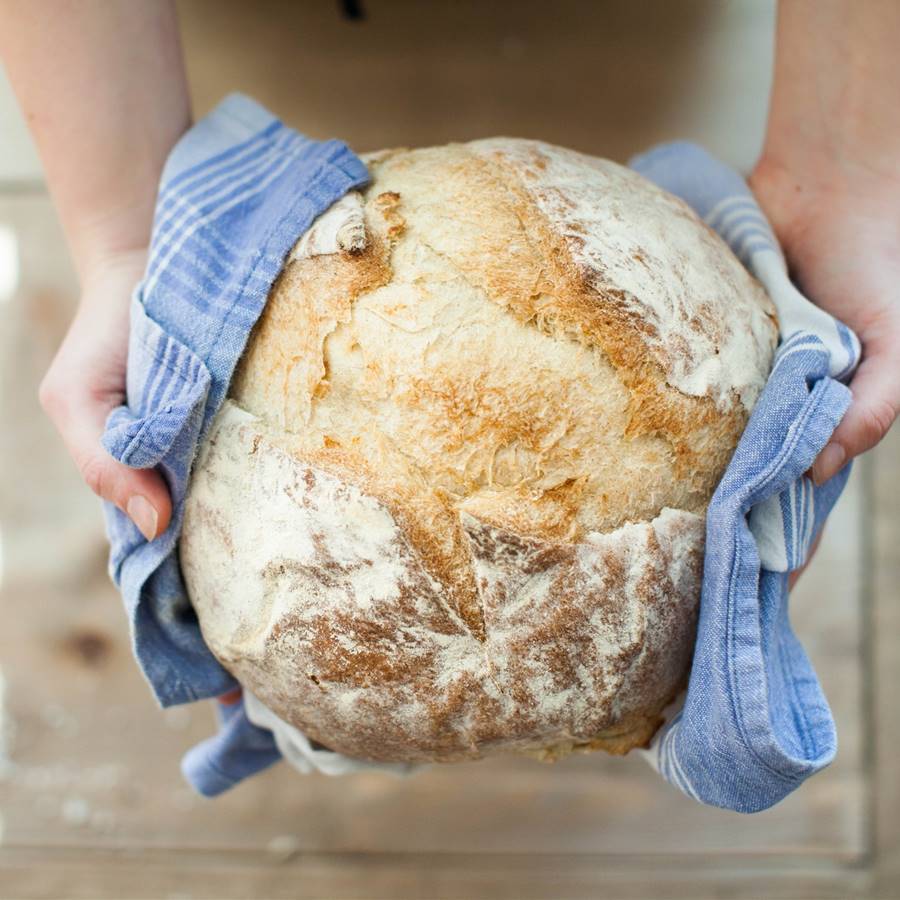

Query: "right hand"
<box><xmin>38</xmin><ymin>249</ymin><xmax>172</xmax><ymax>541</ymax></box>
<box><xmin>749</xmin><ymin>158</ymin><xmax>900</xmax><ymax>487</ymax></box>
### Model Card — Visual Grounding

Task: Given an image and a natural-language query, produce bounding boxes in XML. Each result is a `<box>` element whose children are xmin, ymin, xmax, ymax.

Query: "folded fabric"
<box><xmin>102</xmin><ymin>94</ymin><xmax>859</xmax><ymax>810</ymax></box>
<box><xmin>100</xmin><ymin>93</ymin><xmax>369</xmax><ymax>792</ymax></box>
<box><xmin>630</xmin><ymin>142</ymin><xmax>859</xmax><ymax>812</ymax></box>
<box><xmin>179</xmin><ymin>695</ymin><xmax>282</xmax><ymax>798</ymax></box>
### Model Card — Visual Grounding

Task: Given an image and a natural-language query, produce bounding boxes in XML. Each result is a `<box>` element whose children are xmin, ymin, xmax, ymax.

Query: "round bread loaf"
<box><xmin>179</xmin><ymin>138</ymin><xmax>777</xmax><ymax>763</ymax></box>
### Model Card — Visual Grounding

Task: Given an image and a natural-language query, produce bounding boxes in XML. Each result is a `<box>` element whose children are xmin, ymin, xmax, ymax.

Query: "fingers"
<box><xmin>811</xmin><ymin>349</ymin><xmax>900</xmax><ymax>485</ymax></box>
<box><xmin>39</xmin><ymin>374</ymin><xmax>172</xmax><ymax>541</ymax></box>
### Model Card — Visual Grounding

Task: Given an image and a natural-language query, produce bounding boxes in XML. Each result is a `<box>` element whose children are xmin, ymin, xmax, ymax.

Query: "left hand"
<box><xmin>748</xmin><ymin>158</ymin><xmax>900</xmax><ymax>486</ymax></box>
<box><xmin>38</xmin><ymin>249</ymin><xmax>173</xmax><ymax>541</ymax></box>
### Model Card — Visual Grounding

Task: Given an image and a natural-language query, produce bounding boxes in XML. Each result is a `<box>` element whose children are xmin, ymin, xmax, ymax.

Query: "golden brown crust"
<box><xmin>456</xmin><ymin>146</ymin><xmax>752</xmax><ymax>487</ymax></box>
<box><xmin>180</xmin><ymin>411</ymin><xmax>704</xmax><ymax>762</ymax></box>
<box><xmin>229</xmin><ymin>233</ymin><xmax>392</xmax><ymax>430</ymax></box>
<box><xmin>180</xmin><ymin>138</ymin><xmax>777</xmax><ymax>762</ymax></box>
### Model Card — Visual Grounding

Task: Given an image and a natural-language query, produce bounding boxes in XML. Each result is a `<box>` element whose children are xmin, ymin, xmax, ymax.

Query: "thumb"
<box><xmin>41</xmin><ymin>384</ymin><xmax>173</xmax><ymax>541</ymax></box>
<box><xmin>811</xmin><ymin>350</ymin><xmax>900</xmax><ymax>485</ymax></box>
<box><xmin>81</xmin><ymin>443</ymin><xmax>173</xmax><ymax>542</ymax></box>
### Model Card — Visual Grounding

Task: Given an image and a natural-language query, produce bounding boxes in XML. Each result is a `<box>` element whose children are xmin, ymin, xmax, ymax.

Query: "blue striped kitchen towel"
<box><xmin>99</xmin><ymin>93</ymin><xmax>369</xmax><ymax>793</ymax></box>
<box><xmin>100</xmin><ymin>94</ymin><xmax>860</xmax><ymax>808</ymax></box>
<box><xmin>630</xmin><ymin>142</ymin><xmax>860</xmax><ymax>812</ymax></box>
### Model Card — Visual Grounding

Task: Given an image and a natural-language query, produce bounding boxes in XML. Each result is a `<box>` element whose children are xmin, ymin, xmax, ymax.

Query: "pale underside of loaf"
<box><xmin>180</xmin><ymin>139</ymin><xmax>777</xmax><ymax>762</ymax></box>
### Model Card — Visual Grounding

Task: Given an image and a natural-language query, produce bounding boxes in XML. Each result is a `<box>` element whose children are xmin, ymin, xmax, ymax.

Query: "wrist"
<box><xmin>755</xmin><ymin>135</ymin><xmax>900</xmax><ymax>199</ymax></box>
<box><xmin>72</xmin><ymin>204</ymin><xmax>153</xmax><ymax>287</ymax></box>
<box><xmin>60</xmin><ymin>130</ymin><xmax>185</xmax><ymax>286</ymax></box>
<box><xmin>750</xmin><ymin>147</ymin><xmax>900</xmax><ymax>243</ymax></box>
<box><xmin>78</xmin><ymin>244</ymin><xmax>148</xmax><ymax>312</ymax></box>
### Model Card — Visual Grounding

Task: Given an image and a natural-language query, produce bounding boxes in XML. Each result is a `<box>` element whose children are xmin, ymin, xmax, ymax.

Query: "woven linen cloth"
<box><xmin>99</xmin><ymin>93</ymin><xmax>369</xmax><ymax>793</ymax></box>
<box><xmin>630</xmin><ymin>141</ymin><xmax>859</xmax><ymax>812</ymax></box>
<box><xmin>101</xmin><ymin>98</ymin><xmax>859</xmax><ymax>809</ymax></box>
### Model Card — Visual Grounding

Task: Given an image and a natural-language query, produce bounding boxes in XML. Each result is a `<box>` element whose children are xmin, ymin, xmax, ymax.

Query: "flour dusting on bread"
<box><xmin>180</xmin><ymin>138</ymin><xmax>777</xmax><ymax>763</ymax></box>
<box><xmin>470</xmin><ymin>138</ymin><xmax>775</xmax><ymax>411</ymax></box>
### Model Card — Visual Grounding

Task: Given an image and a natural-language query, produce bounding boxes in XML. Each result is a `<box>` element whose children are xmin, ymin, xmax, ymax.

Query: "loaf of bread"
<box><xmin>179</xmin><ymin>138</ymin><xmax>777</xmax><ymax>763</ymax></box>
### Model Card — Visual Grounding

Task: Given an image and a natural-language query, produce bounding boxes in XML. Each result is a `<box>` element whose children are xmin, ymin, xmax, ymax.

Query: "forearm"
<box><xmin>0</xmin><ymin>0</ymin><xmax>190</xmax><ymax>281</ymax></box>
<box><xmin>762</xmin><ymin>0</ymin><xmax>900</xmax><ymax>186</ymax></box>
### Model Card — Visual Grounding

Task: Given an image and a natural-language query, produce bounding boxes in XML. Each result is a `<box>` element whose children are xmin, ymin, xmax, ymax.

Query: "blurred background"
<box><xmin>0</xmin><ymin>1</ymin><xmax>897</xmax><ymax>897</ymax></box>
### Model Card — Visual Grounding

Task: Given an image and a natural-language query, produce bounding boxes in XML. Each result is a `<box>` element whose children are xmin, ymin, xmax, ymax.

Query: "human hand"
<box><xmin>1</xmin><ymin>1</ymin><xmax>189</xmax><ymax>540</ymax></box>
<box><xmin>749</xmin><ymin>159</ymin><xmax>900</xmax><ymax>485</ymax></box>
<box><xmin>750</xmin><ymin>0</ymin><xmax>900</xmax><ymax>486</ymax></box>
<box><xmin>38</xmin><ymin>250</ymin><xmax>172</xmax><ymax>541</ymax></box>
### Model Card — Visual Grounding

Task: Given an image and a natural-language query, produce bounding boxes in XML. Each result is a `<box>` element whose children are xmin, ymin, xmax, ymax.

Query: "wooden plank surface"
<box><xmin>0</xmin><ymin>848</ymin><xmax>875</xmax><ymax>900</ymax></box>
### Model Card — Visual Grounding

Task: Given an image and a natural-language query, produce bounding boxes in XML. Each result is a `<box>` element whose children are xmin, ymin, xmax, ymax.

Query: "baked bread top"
<box><xmin>179</xmin><ymin>139</ymin><xmax>777</xmax><ymax>762</ymax></box>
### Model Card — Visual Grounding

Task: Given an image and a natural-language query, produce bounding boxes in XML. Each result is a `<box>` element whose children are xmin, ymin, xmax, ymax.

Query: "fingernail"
<box><xmin>811</xmin><ymin>442</ymin><xmax>846</xmax><ymax>486</ymax></box>
<box><xmin>127</xmin><ymin>494</ymin><xmax>159</xmax><ymax>541</ymax></box>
